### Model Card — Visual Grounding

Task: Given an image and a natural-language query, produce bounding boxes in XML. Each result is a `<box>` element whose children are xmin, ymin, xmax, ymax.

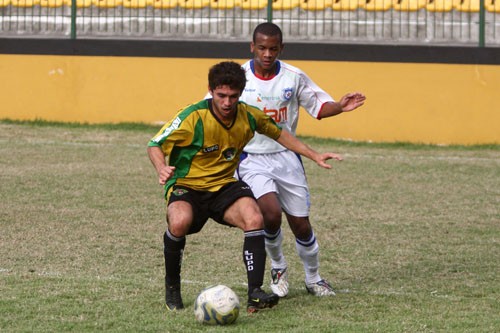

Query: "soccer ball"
<box><xmin>194</xmin><ymin>284</ymin><xmax>240</xmax><ymax>325</ymax></box>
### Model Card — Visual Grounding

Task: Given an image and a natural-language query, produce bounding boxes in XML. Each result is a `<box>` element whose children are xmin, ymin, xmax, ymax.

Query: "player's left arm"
<box><xmin>318</xmin><ymin>92</ymin><xmax>366</xmax><ymax>119</ymax></box>
<box><xmin>275</xmin><ymin>129</ymin><xmax>342</xmax><ymax>169</ymax></box>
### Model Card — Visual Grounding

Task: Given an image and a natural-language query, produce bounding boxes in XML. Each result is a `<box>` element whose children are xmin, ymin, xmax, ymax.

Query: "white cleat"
<box><xmin>305</xmin><ymin>279</ymin><xmax>336</xmax><ymax>297</ymax></box>
<box><xmin>270</xmin><ymin>267</ymin><xmax>289</xmax><ymax>297</ymax></box>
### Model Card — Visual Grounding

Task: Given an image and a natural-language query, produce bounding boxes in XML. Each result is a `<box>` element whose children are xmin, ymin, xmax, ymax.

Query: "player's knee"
<box><xmin>242</xmin><ymin>212</ymin><xmax>264</xmax><ymax>231</ymax></box>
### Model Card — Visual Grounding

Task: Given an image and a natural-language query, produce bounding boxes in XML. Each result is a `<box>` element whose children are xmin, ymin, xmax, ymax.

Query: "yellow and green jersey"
<box><xmin>148</xmin><ymin>99</ymin><xmax>282</xmax><ymax>194</ymax></box>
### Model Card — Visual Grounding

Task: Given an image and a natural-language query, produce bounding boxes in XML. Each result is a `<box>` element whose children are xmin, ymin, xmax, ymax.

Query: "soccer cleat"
<box><xmin>270</xmin><ymin>267</ymin><xmax>289</xmax><ymax>297</ymax></box>
<box><xmin>247</xmin><ymin>287</ymin><xmax>279</xmax><ymax>313</ymax></box>
<box><xmin>305</xmin><ymin>279</ymin><xmax>336</xmax><ymax>297</ymax></box>
<box><xmin>165</xmin><ymin>283</ymin><xmax>184</xmax><ymax>310</ymax></box>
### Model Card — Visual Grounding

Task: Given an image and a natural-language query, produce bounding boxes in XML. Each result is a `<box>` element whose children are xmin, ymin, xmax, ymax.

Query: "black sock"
<box><xmin>163</xmin><ymin>230</ymin><xmax>186</xmax><ymax>287</ymax></box>
<box><xmin>243</xmin><ymin>229</ymin><xmax>266</xmax><ymax>295</ymax></box>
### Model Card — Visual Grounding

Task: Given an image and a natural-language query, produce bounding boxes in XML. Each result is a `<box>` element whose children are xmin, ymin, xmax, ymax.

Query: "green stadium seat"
<box><xmin>453</xmin><ymin>0</ymin><xmax>479</xmax><ymax>11</ymax></box>
<box><xmin>272</xmin><ymin>0</ymin><xmax>300</xmax><ymax>9</ymax></box>
<box><xmin>426</xmin><ymin>0</ymin><xmax>454</xmax><ymax>11</ymax></box>
<box><xmin>360</xmin><ymin>0</ymin><xmax>392</xmax><ymax>11</ymax></box>
<box><xmin>11</xmin><ymin>0</ymin><xmax>40</xmax><ymax>6</ymax></box>
<box><xmin>332</xmin><ymin>0</ymin><xmax>360</xmax><ymax>10</ymax></box>
<box><xmin>92</xmin><ymin>0</ymin><xmax>123</xmax><ymax>7</ymax></box>
<box><xmin>209</xmin><ymin>0</ymin><xmax>239</xmax><ymax>8</ymax></box>
<box><xmin>178</xmin><ymin>0</ymin><xmax>210</xmax><ymax>8</ymax></box>
<box><xmin>486</xmin><ymin>0</ymin><xmax>500</xmax><ymax>12</ymax></box>
<box><xmin>299</xmin><ymin>0</ymin><xmax>333</xmax><ymax>10</ymax></box>
<box><xmin>392</xmin><ymin>0</ymin><xmax>427</xmax><ymax>11</ymax></box>
<box><xmin>239</xmin><ymin>0</ymin><xmax>267</xmax><ymax>9</ymax></box>
<box><xmin>150</xmin><ymin>0</ymin><xmax>178</xmax><ymax>8</ymax></box>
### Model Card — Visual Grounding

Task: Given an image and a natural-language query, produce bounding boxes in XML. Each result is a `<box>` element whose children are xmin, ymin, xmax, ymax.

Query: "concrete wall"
<box><xmin>1</xmin><ymin>53</ymin><xmax>499</xmax><ymax>145</ymax></box>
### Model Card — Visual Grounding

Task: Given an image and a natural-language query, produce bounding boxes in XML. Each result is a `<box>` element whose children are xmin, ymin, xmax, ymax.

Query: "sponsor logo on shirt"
<box><xmin>203</xmin><ymin>144</ymin><xmax>219</xmax><ymax>153</ymax></box>
<box><xmin>264</xmin><ymin>106</ymin><xmax>288</xmax><ymax>123</ymax></box>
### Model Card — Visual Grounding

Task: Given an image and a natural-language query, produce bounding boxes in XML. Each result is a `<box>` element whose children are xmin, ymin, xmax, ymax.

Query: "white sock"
<box><xmin>264</xmin><ymin>228</ymin><xmax>287</xmax><ymax>269</ymax></box>
<box><xmin>296</xmin><ymin>232</ymin><xmax>321</xmax><ymax>285</ymax></box>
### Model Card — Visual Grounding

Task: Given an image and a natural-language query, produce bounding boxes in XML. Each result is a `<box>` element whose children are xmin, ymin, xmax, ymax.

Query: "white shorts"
<box><xmin>237</xmin><ymin>150</ymin><xmax>310</xmax><ymax>217</ymax></box>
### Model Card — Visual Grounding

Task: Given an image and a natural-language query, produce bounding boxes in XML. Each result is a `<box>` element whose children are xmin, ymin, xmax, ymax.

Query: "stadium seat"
<box><xmin>485</xmin><ymin>0</ymin><xmax>500</xmax><ymax>12</ymax></box>
<box><xmin>360</xmin><ymin>0</ymin><xmax>392</xmax><ymax>10</ymax></box>
<box><xmin>11</xmin><ymin>0</ymin><xmax>40</xmax><ymax>6</ymax></box>
<box><xmin>64</xmin><ymin>0</ymin><xmax>93</xmax><ymax>7</ymax></box>
<box><xmin>239</xmin><ymin>0</ymin><xmax>267</xmax><ymax>9</ymax></box>
<box><xmin>39</xmin><ymin>0</ymin><xmax>64</xmax><ymax>6</ymax></box>
<box><xmin>150</xmin><ymin>0</ymin><xmax>178</xmax><ymax>8</ymax></box>
<box><xmin>453</xmin><ymin>0</ymin><xmax>479</xmax><ymax>11</ymax></box>
<box><xmin>92</xmin><ymin>0</ymin><xmax>123</xmax><ymax>6</ymax></box>
<box><xmin>0</xmin><ymin>0</ymin><xmax>11</xmax><ymax>6</ymax></box>
<box><xmin>299</xmin><ymin>0</ymin><xmax>333</xmax><ymax>10</ymax></box>
<box><xmin>122</xmin><ymin>0</ymin><xmax>148</xmax><ymax>7</ymax></box>
<box><xmin>272</xmin><ymin>0</ymin><xmax>300</xmax><ymax>9</ymax></box>
<box><xmin>425</xmin><ymin>0</ymin><xmax>454</xmax><ymax>11</ymax></box>
<box><xmin>209</xmin><ymin>0</ymin><xmax>239</xmax><ymax>8</ymax></box>
<box><xmin>392</xmin><ymin>0</ymin><xmax>427</xmax><ymax>11</ymax></box>
<box><xmin>331</xmin><ymin>0</ymin><xmax>360</xmax><ymax>10</ymax></box>
<box><xmin>178</xmin><ymin>0</ymin><xmax>210</xmax><ymax>8</ymax></box>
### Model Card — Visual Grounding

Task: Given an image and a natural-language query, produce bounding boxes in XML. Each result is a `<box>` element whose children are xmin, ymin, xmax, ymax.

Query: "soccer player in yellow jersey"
<box><xmin>147</xmin><ymin>61</ymin><xmax>342</xmax><ymax>313</ymax></box>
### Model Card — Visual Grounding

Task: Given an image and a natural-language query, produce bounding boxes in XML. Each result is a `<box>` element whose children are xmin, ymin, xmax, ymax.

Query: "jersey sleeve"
<box><xmin>296</xmin><ymin>70</ymin><xmax>335</xmax><ymax>119</ymax></box>
<box><xmin>148</xmin><ymin>109</ymin><xmax>197</xmax><ymax>156</ymax></box>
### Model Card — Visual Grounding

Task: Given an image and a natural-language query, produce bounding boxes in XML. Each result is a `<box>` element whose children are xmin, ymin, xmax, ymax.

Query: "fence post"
<box><xmin>70</xmin><ymin>0</ymin><xmax>77</xmax><ymax>39</ymax></box>
<box><xmin>267</xmin><ymin>0</ymin><xmax>273</xmax><ymax>22</ymax></box>
<box><xmin>479</xmin><ymin>0</ymin><xmax>485</xmax><ymax>47</ymax></box>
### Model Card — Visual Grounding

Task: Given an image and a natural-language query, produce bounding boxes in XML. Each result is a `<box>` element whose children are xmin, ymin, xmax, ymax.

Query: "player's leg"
<box><xmin>285</xmin><ymin>214</ymin><xmax>335</xmax><ymax>296</ymax></box>
<box><xmin>257</xmin><ymin>192</ymin><xmax>289</xmax><ymax>297</ymax></box>
<box><xmin>276</xmin><ymin>150</ymin><xmax>335</xmax><ymax>296</ymax></box>
<box><xmin>237</xmin><ymin>153</ymin><xmax>288</xmax><ymax>297</ymax></box>
<box><xmin>163</xmin><ymin>186</ymin><xmax>204</xmax><ymax>310</ymax></box>
<box><xmin>214</xmin><ymin>181</ymin><xmax>279</xmax><ymax>312</ymax></box>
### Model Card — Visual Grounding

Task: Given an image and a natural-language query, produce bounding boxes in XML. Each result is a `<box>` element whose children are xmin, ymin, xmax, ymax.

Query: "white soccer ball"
<box><xmin>194</xmin><ymin>284</ymin><xmax>240</xmax><ymax>325</ymax></box>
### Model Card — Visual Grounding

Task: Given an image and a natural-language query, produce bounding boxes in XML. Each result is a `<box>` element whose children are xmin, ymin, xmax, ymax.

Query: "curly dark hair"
<box><xmin>208</xmin><ymin>61</ymin><xmax>247</xmax><ymax>93</ymax></box>
<box><xmin>252</xmin><ymin>22</ymin><xmax>283</xmax><ymax>44</ymax></box>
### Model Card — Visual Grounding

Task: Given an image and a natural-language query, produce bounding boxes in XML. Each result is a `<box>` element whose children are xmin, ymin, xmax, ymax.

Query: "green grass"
<box><xmin>1</xmin><ymin>121</ymin><xmax>499</xmax><ymax>332</ymax></box>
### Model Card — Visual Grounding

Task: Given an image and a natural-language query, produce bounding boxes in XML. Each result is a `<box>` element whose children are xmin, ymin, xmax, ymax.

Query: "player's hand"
<box><xmin>158</xmin><ymin>166</ymin><xmax>176</xmax><ymax>185</ymax></box>
<box><xmin>339</xmin><ymin>92</ymin><xmax>366</xmax><ymax>112</ymax></box>
<box><xmin>315</xmin><ymin>152</ymin><xmax>343</xmax><ymax>169</ymax></box>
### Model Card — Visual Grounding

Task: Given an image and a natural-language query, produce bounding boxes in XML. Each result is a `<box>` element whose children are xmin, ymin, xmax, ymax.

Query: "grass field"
<box><xmin>1</xmin><ymin>120</ymin><xmax>499</xmax><ymax>332</ymax></box>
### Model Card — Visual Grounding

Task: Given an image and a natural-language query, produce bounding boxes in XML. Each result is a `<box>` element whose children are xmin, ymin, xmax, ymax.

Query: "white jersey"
<box><xmin>240</xmin><ymin>60</ymin><xmax>334</xmax><ymax>154</ymax></box>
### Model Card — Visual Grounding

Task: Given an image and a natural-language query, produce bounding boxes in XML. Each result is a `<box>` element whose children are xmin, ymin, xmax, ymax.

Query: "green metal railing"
<box><xmin>0</xmin><ymin>0</ymin><xmax>498</xmax><ymax>47</ymax></box>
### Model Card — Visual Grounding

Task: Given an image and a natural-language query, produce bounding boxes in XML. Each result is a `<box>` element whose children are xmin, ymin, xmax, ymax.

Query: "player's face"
<box><xmin>251</xmin><ymin>33</ymin><xmax>283</xmax><ymax>75</ymax></box>
<box><xmin>210</xmin><ymin>85</ymin><xmax>241</xmax><ymax>124</ymax></box>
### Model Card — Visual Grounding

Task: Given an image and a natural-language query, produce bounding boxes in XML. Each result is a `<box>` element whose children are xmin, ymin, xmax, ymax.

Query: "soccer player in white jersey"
<box><xmin>237</xmin><ymin>22</ymin><xmax>366</xmax><ymax>297</ymax></box>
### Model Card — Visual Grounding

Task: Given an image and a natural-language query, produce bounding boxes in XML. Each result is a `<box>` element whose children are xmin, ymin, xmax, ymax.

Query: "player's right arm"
<box><xmin>276</xmin><ymin>129</ymin><xmax>342</xmax><ymax>169</ymax></box>
<box><xmin>147</xmin><ymin>146</ymin><xmax>176</xmax><ymax>185</ymax></box>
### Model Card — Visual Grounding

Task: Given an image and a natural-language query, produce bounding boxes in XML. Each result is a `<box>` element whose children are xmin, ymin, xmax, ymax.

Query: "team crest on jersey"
<box><xmin>172</xmin><ymin>188</ymin><xmax>188</xmax><ymax>196</ymax></box>
<box><xmin>281</xmin><ymin>88</ymin><xmax>293</xmax><ymax>101</ymax></box>
<box><xmin>222</xmin><ymin>148</ymin><xmax>237</xmax><ymax>161</ymax></box>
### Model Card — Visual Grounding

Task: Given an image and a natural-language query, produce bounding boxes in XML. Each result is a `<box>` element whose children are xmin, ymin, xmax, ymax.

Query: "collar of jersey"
<box><xmin>250</xmin><ymin>60</ymin><xmax>281</xmax><ymax>80</ymax></box>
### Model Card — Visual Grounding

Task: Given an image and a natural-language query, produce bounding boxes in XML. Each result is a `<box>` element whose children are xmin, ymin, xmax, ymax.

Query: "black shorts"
<box><xmin>167</xmin><ymin>180</ymin><xmax>255</xmax><ymax>235</ymax></box>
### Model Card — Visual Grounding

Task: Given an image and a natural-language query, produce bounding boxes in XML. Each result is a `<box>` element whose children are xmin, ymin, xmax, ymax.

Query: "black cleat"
<box><xmin>247</xmin><ymin>287</ymin><xmax>279</xmax><ymax>313</ymax></box>
<box><xmin>165</xmin><ymin>283</ymin><xmax>184</xmax><ymax>311</ymax></box>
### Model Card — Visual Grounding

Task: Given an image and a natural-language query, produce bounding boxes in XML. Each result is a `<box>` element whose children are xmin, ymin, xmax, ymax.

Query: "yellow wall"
<box><xmin>1</xmin><ymin>54</ymin><xmax>499</xmax><ymax>145</ymax></box>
